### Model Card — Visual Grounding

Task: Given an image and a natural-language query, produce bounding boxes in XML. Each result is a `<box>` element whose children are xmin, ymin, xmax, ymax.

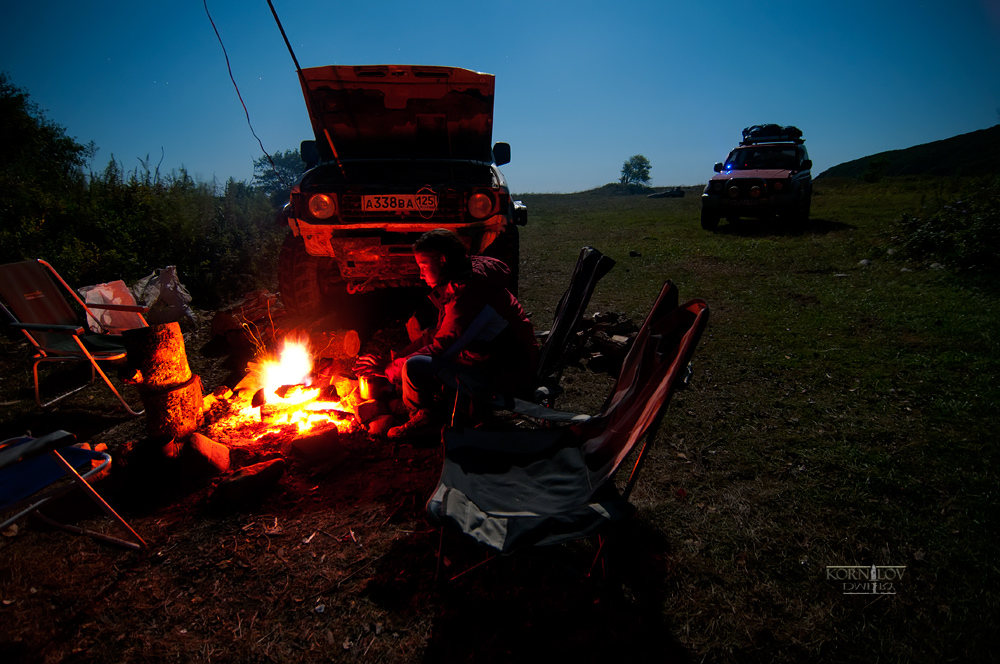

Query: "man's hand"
<box><xmin>352</xmin><ymin>353</ymin><xmax>385</xmax><ymax>377</ymax></box>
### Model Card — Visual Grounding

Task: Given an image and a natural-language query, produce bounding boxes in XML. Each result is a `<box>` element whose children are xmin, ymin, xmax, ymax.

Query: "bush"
<box><xmin>894</xmin><ymin>177</ymin><xmax>1000</xmax><ymax>273</ymax></box>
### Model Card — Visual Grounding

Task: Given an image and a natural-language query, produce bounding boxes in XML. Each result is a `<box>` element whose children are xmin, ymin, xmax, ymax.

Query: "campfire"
<box><xmin>204</xmin><ymin>333</ymin><xmax>365</xmax><ymax>445</ymax></box>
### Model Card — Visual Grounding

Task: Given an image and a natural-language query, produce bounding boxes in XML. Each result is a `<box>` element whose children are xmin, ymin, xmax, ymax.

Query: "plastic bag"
<box><xmin>131</xmin><ymin>266</ymin><xmax>196</xmax><ymax>327</ymax></box>
<box><xmin>77</xmin><ymin>280</ymin><xmax>146</xmax><ymax>334</ymax></box>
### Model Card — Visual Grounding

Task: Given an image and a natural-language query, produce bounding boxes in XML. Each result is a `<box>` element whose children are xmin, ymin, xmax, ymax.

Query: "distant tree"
<box><xmin>252</xmin><ymin>148</ymin><xmax>304</xmax><ymax>207</ymax></box>
<box><xmin>620</xmin><ymin>154</ymin><xmax>652</xmax><ymax>186</ymax></box>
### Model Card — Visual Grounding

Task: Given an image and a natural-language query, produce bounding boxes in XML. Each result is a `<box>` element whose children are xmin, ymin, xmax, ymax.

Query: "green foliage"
<box><xmin>619</xmin><ymin>154</ymin><xmax>651</xmax><ymax>186</ymax></box>
<box><xmin>0</xmin><ymin>72</ymin><xmax>94</xmax><ymax>265</ymax></box>
<box><xmin>1</xmin><ymin>74</ymin><xmax>287</xmax><ymax>309</ymax></box>
<box><xmin>252</xmin><ymin>148</ymin><xmax>304</xmax><ymax>208</ymax></box>
<box><xmin>893</xmin><ymin>177</ymin><xmax>1000</xmax><ymax>273</ymax></box>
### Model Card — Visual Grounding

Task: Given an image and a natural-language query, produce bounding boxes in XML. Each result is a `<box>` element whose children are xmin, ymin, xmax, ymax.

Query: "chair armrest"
<box><xmin>10</xmin><ymin>322</ymin><xmax>86</xmax><ymax>335</ymax></box>
<box><xmin>86</xmin><ymin>303</ymin><xmax>150</xmax><ymax>314</ymax></box>
<box><xmin>0</xmin><ymin>431</ymin><xmax>76</xmax><ymax>471</ymax></box>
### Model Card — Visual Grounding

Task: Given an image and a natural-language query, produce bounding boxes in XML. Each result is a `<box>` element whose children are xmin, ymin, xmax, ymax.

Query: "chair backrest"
<box><xmin>575</xmin><ymin>281</ymin><xmax>709</xmax><ymax>484</ymax></box>
<box><xmin>0</xmin><ymin>260</ymin><xmax>81</xmax><ymax>349</ymax></box>
<box><xmin>536</xmin><ymin>246</ymin><xmax>616</xmax><ymax>382</ymax></box>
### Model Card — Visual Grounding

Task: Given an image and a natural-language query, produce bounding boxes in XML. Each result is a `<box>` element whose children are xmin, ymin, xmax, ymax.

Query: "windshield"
<box><xmin>724</xmin><ymin>146</ymin><xmax>801</xmax><ymax>170</ymax></box>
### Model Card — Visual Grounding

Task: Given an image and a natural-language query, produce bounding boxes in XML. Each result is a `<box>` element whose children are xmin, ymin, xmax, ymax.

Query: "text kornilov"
<box><xmin>826</xmin><ymin>565</ymin><xmax>907</xmax><ymax>595</ymax></box>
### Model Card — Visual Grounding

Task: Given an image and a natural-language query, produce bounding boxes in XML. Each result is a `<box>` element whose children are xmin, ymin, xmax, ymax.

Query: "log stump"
<box><xmin>123</xmin><ymin>322</ymin><xmax>204</xmax><ymax>438</ymax></box>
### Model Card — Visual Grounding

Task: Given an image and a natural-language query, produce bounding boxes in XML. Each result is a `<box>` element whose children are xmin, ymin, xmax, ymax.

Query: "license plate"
<box><xmin>362</xmin><ymin>194</ymin><xmax>437</xmax><ymax>213</ymax></box>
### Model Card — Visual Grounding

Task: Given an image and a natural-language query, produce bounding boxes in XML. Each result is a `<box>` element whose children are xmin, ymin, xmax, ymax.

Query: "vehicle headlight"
<box><xmin>727</xmin><ymin>186</ymin><xmax>739</xmax><ymax>199</ymax></box>
<box><xmin>467</xmin><ymin>191</ymin><xmax>496</xmax><ymax>219</ymax></box>
<box><xmin>750</xmin><ymin>185</ymin><xmax>761</xmax><ymax>199</ymax></box>
<box><xmin>308</xmin><ymin>194</ymin><xmax>337</xmax><ymax>220</ymax></box>
<box><xmin>772</xmin><ymin>181</ymin><xmax>784</xmax><ymax>192</ymax></box>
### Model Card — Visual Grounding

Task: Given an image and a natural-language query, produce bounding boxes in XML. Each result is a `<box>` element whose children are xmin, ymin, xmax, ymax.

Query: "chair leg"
<box><xmin>33</xmin><ymin>347</ymin><xmax>144</xmax><ymax>416</ymax></box>
<box><xmin>38</xmin><ymin>450</ymin><xmax>147</xmax><ymax>551</ymax></box>
<box><xmin>33</xmin><ymin>358</ymin><xmax>91</xmax><ymax>409</ymax></box>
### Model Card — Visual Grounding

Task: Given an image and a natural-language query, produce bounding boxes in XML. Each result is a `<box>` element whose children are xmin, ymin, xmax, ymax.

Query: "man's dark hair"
<box><xmin>413</xmin><ymin>229</ymin><xmax>472</xmax><ymax>282</ymax></box>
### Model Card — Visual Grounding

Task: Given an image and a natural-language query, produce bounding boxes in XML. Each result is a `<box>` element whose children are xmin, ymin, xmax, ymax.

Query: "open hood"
<box><xmin>299</xmin><ymin>64</ymin><xmax>495</xmax><ymax>162</ymax></box>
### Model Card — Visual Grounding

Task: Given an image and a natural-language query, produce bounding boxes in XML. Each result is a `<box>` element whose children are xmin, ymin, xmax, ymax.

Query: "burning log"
<box><xmin>123</xmin><ymin>322</ymin><xmax>204</xmax><ymax>438</ymax></box>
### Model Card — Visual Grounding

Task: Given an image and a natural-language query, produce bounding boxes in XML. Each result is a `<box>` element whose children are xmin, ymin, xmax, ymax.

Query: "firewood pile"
<box><xmin>569</xmin><ymin>311</ymin><xmax>640</xmax><ymax>374</ymax></box>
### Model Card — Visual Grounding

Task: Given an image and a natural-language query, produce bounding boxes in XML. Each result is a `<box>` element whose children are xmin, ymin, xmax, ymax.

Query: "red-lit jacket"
<box><xmin>385</xmin><ymin>256</ymin><xmax>538</xmax><ymax>395</ymax></box>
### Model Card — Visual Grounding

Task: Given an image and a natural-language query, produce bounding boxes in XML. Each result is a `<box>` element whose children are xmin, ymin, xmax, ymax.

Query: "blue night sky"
<box><xmin>2</xmin><ymin>0</ymin><xmax>998</xmax><ymax>193</ymax></box>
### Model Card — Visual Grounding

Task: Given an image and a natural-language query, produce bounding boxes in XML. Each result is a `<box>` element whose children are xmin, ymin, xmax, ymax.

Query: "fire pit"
<box><xmin>203</xmin><ymin>332</ymin><xmax>366</xmax><ymax>447</ymax></box>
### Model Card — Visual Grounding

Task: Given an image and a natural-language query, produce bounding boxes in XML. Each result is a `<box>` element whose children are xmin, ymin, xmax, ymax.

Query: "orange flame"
<box><xmin>239</xmin><ymin>337</ymin><xmax>355</xmax><ymax>436</ymax></box>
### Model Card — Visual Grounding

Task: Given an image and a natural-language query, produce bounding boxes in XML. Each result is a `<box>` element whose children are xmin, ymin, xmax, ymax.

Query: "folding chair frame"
<box><xmin>0</xmin><ymin>259</ymin><xmax>148</xmax><ymax>414</ymax></box>
<box><xmin>1</xmin><ymin>431</ymin><xmax>147</xmax><ymax>551</ymax></box>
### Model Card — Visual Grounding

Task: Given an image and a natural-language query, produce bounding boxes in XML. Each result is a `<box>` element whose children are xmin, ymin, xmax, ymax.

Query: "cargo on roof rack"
<box><xmin>741</xmin><ymin>124</ymin><xmax>804</xmax><ymax>145</ymax></box>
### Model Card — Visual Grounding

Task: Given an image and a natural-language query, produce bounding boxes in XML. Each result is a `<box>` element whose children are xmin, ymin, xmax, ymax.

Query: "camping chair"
<box><xmin>450</xmin><ymin>246</ymin><xmax>616</xmax><ymax>427</ymax></box>
<box><xmin>533</xmin><ymin>246</ymin><xmax>616</xmax><ymax>404</ymax></box>
<box><xmin>428</xmin><ymin>281</ymin><xmax>708</xmax><ymax>580</ymax></box>
<box><xmin>0</xmin><ymin>259</ymin><xmax>148</xmax><ymax>414</ymax></box>
<box><xmin>0</xmin><ymin>430</ymin><xmax>146</xmax><ymax>550</ymax></box>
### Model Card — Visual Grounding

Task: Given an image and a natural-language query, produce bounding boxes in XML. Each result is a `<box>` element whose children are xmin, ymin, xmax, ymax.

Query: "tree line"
<box><xmin>0</xmin><ymin>73</ymin><xmax>294</xmax><ymax>309</ymax></box>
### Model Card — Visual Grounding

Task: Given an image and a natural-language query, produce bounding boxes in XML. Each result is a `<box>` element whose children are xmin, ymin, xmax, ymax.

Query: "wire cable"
<box><xmin>203</xmin><ymin>0</ymin><xmax>286</xmax><ymax>187</ymax></box>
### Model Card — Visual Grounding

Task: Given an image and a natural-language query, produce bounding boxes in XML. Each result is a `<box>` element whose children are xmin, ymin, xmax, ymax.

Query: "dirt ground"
<box><xmin>0</xmin><ymin>297</ymin><xmax>682</xmax><ymax>663</ymax></box>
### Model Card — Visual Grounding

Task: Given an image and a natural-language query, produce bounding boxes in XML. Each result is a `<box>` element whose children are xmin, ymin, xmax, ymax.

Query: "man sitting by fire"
<box><xmin>354</xmin><ymin>228</ymin><xmax>538</xmax><ymax>440</ymax></box>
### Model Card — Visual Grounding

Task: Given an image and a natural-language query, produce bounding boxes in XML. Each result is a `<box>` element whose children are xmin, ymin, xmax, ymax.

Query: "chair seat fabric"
<box><xmin>428</xmin><ymin>427</ymin><xmax>633</xmax><ymax>553</ymax></box>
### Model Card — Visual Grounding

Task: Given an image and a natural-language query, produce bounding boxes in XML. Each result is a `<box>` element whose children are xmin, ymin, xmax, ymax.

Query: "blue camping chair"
<box><xmin>0</xmin><ymin>431</ymin><xmax>146</xmax><ymax>550</ymax></box>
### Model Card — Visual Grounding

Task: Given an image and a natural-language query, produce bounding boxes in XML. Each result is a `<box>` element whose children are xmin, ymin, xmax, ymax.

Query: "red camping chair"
<box><xmin>0</xmin><ymin>259</ymin><xmax>148</xmax><ymax>414</ymax></box>
<box><xmin>427</xmin><ymin>281</ymin><xmax>708</xmax><ymax>579</ymax></box>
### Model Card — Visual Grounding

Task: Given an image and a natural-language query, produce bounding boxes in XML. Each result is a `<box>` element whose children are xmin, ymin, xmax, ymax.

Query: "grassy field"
<box><xmin>1</xmin><ymin>177</ymin><xmax>996</xmax><ymax>663</ymax></box>
<box><xmin>514</xmin><ymin>178</ymin><xmax>999</xmax><ymax>662</ymax></box>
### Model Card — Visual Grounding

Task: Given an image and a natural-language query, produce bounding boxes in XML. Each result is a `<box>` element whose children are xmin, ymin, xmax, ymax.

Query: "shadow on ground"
<box><xmin>714</xmin><ymin>217</ymin><xmax>854</xmax><ymax>237</ymax></box>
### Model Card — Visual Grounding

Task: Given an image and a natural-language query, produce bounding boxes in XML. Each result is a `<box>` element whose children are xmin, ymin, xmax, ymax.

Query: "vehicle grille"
<box><xmin>725</xmin><ymin>178</ymin><xmax>767</xmax><ymax>197</ymax></box>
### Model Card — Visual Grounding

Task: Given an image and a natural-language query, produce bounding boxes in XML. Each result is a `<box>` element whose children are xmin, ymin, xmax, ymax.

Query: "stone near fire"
<box><xmin>183</xmin><ymin>432</ymin><xmax>231</xmax><ymax>476</ymax></box>
<box><xmin>354</xmin><ymin>398</ymin><xmax>389</xmax><ymax>424</ymax></box>
<box><xmin>286</xmin><ymin>428</ymin><xmax>346</xmax><ymax>466</ymax></box>
<box><xmin>367</xmin><ymin>414</ymin><xmax>397</xmax><ymax>438</ymax></box>
<box><xmin>210</xmin><ymin>458</ymin><xmax>286</xmax><ymax>509</ymax></box>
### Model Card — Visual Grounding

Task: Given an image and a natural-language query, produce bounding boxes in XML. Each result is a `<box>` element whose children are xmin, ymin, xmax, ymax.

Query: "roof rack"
<box><xmin>740</xmin><ymin>124</ymin><xmax>804</xmax><ymax>145</ymax></box>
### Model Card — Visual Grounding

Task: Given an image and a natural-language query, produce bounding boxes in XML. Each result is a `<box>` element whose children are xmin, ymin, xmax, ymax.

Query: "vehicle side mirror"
<box><xmin>301</xmin><ymin>140</ymin><xmax>320</xmax><ymax>169</ymax></box>
<box><xmin>801</xmin><ymin>159</ymin><xmax>812</xmax><ymax>170</ymax></box>
<box><xmin>493</xmin><ymin>142</ymin><xmax>511</xmax><ymax>166</ymax></box>
<box><xmin>714</xmin><ymin>162</ymin><xmax>724</xmax><ymax>173</ymax></box>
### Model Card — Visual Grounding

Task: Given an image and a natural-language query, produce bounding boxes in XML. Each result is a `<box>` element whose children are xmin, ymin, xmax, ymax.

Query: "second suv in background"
<box><xmin>701</xmin><ymin>125</ymin><xmax>812</xmax><ymax>231</ymax></box>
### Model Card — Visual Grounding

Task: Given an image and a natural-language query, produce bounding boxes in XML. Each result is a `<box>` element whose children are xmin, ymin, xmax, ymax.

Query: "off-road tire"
<box><xmin>278</xmin><ymin>233</ymin><xmax>330</xmax><ymax>315</ymax></box>
<box><xmin>701</xmin><ymin>208</ymin><xmax>720</xmax><ymax>231</ymax></box>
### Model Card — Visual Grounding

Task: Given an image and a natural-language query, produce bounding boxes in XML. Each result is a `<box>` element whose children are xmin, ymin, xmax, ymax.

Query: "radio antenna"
<box><xmin>265</xmin><ymin>0</ymin><xmax>346</xmax><ymax>178</ymax></box>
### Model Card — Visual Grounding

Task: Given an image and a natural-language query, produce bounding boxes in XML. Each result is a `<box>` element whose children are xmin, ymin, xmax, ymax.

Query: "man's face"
<box><xmin>414</xmin><ymin>251</ymin><xmax>445</xmax><ymax>287</ymax></box>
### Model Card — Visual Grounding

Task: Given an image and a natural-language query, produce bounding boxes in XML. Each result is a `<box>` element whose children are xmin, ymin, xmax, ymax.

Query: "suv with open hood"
<box><xmin>701</xmin><ymin>125</ymin><xmax>812</xmax><ymax>231</ymax></box>
<box><xmin>278</xmin><ymin>64</ymin><xmax>526</xmax><ymax>313</ymax></box>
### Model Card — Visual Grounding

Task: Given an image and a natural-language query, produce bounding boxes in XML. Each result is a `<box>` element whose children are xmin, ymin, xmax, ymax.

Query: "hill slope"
<box><xmin>818</xmin><ymin>124</ymin><xmax>1000</xmax><ymax>179</ymax></box>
